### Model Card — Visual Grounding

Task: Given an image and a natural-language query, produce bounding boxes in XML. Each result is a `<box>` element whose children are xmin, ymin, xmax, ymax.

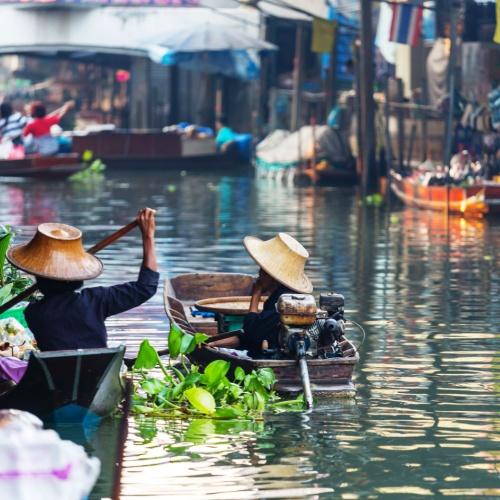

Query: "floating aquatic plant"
<box><xmin>132</xmin><ymin>324</ymin><xmax>304</xmax><ymax>420</ymax></box>
<box><xmin>0</xmin><ymin>226</ymin><xmax>33</xmax><ymax>309</ymax></box>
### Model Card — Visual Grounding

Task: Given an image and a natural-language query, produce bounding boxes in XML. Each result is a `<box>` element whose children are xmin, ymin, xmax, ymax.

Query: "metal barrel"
<box><xmin>299</xmin><ymin>357</ymin><xmax>313</xmax><ymax>408</ymax></box>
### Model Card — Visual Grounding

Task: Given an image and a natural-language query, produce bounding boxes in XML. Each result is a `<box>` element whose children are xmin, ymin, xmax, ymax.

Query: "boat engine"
<box><xmin>277</xmin><ymin>292</ymin><xmax>346</xmax><ymax>359</ymax></box>
<box><xmin>276</xmin><ymin>294</ymin><xmax>317</xmax><ymax>358</ymax></box>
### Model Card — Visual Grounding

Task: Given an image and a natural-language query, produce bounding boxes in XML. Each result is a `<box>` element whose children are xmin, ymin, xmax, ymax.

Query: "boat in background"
<box><xmin>71</xmin><ymin>130</ymin><xmax>251</xmax><ymax>169</ymax></box>
<box><xmin>0</xmin><ymin>154</ymin><xmax>84</xmax><ymax>179</ymax></box>
<box><xmin>390</xmin><ymin>170</ymin><xmax>500</xmax><ymax>216</ymax></box>
<box><xmin>255</xmin><ymin>126</ymin><xmax>357</xmax><ymax>186</ymax></box>
<box><xmin>0</xmin><ymin>346</ymin><xmax>126</xmax><ymax>423</ymax></box>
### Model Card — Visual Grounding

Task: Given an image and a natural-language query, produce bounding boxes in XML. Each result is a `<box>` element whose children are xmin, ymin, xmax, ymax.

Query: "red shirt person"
<box><xmin>23</xmin><ymin>100</ymin><xmax>74</xmax><ymax>155</ymax></box>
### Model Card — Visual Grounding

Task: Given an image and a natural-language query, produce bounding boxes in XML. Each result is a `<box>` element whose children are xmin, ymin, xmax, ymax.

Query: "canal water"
<box><xmin>1</xmin><ymin>169</ymin><xmax>498</xmax><ymax>499</ymax></box>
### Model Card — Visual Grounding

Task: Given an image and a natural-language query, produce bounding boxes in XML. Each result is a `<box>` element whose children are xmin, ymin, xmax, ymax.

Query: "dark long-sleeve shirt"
<box><xmin>25</xmin><ymin>266</ymin><xmax>159</xmax><ymax>352</ymax></box>
<box><xmin>241</xmin><ymin>285</ymin><xmax>292</xmax><ymax>358</ymax></box>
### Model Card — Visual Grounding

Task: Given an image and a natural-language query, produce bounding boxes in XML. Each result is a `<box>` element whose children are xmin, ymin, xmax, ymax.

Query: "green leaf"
<box><xmin>194</xmin><ymin>332</ymin><xmax>210</xmax><ymax>346</ymax></box>
<box><xmin>234</xmin><ymin>366</ymin><xmax>245</xmax><ymax>382</ymax></box>
<box><xmin>214</xmin><ymin>407</ymin><xmax>243</xmax><ymax>419</ymax></box>
<box><xmin>168</xmin><ymin>322</ymin><xmax>183</xmax><ymax>359</ymax></box>
<box><xmin>256</xmin><ymin>368</ymin><xmax>276</xmax><ymax>389</ymax></box>
<box><xmin>171</xmin><ymin>380</ymin><xmax>186</xmax><ymax>400</ymax></box>
<box><xmin>179</xmin><ymin>333</ymin><xmax>197</xmax><ymax>355</ymax></box>
<box><xmin>0</xmin><ymin>283</ymin><xmax>14</xmax><ymax>306</ymax></box>
<box><xmin>82</xmin><ymin>149</ymin><xmax>94</xmax><ymax>162</ymax></box>
<box><xmin>183</xmin><ymin>372</ymin><xmax>202</xmax><ymax>387</ymax></box>
<box><xmin>141</xmin><ymin>378</ymin><xmax>164</xmax><ymax>396</ymax></box>
<box><xmin>0</xmin><ymin>233</ymin><xmax>12</xmax><ymax>284</ymax></box>
<box><xmin>134</xmin><ymin>339</ymin><xmax>159</xmax><ymax>370</ymax></box>
<box><xmin>203</xmin><ymin>360</ymin><xmax>230</xmax><ymax>387</ymax></box>
<box><xmin>184</xmin><ymin>387</ymin><xmax>216</xmax><ymax>415</ymax></box>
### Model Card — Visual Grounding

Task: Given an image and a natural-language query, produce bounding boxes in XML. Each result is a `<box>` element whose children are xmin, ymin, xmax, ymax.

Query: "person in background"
<box><xmin>23</xmin><ymin>100</ymin><xmax>74</xmax><ymax>156</ymax></box>
<box><xmin>7</xmin><ymin>208</ymin><xmax>159</xmax><ymax>352</ymax></box>
<box><xmin>240</xmin><ymin>233</ymin><xmax>313</xmax><ymax>358</ymax></box>
<box><xmin>0</xmin><ymin>102</ymin><xmax>27</xmax><ymax>146</ymax></box>
<box><xmin>215</xmin><ymin>114</ymin><xmax>237</xmax><ymax>154</ymax></box>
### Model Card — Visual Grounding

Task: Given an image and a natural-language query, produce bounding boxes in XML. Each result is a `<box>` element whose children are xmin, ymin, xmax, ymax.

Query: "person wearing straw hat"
<box><xmin>7</xmin><ymin>208</ymin><xmax>159</xmax><ymax>352</ymax></box>
<box><xmin>241</xmin><ymin>232</ymin><xmax>313</xmax><ymax>358</ymax></box>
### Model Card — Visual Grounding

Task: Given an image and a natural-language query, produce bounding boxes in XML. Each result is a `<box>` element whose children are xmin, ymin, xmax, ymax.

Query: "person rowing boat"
<box><xmin>6</xmin><ymin>208</ymin><xmax>159</xmax><ymax>352</ymax></box>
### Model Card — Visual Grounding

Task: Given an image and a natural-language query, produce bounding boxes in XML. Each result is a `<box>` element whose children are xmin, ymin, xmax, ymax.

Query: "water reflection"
<box><xmin>0</xmin><ymin>171</ymin><xmax>498</xmax><ymax>498</ymax></box>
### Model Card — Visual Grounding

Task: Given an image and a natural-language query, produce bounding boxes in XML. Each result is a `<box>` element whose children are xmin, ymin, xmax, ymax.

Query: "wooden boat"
<box><xmin>0</xmin><ymin>346</ymin><xmax>126</xmax><ymax>423</ymax></box>
<box><xmin>71</xmin><ymin>131</ymin><xmax>249</xmax><ymax>170</ymax></box>
<box><xmin>390</xmin><ymin>170</ymin><xmax>500</xmax><ymax>216</ymax></box>
<box><xmin>0</xmin><ymin>154</ymin><xmax>85</xmax><ymax>179</ymax></box>
<box><xmin>294</xmin><ymin>161</ymin><xmax>357</xmax><ymax>186</ymax></box>
<box><xmin>164</xmin><ymin>273</ymin><xmax>358</xmax><ymax>396</ymax></box>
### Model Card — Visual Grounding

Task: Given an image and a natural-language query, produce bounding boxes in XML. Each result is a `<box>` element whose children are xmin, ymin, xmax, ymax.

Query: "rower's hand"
<box><xmin>137</xmin><ymin>207</ymin><xmax>156</xmax><ymax>240</ymax></box>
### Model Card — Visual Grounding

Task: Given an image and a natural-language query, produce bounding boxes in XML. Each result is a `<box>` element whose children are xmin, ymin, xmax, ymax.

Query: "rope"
<box><xmin>348</xmin><ymin>319</ymin><xmax>366</xmax><ymax>351</ymax></box>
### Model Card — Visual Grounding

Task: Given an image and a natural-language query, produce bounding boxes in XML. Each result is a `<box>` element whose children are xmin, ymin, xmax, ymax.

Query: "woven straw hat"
<box><xmin>243</xmin><ymin>233</ymin><xmax>313</xmax><ymax>294</ymax></box>
<box><xmin>7</xmin><ymin>223</ymin><xmax>103</xmax><ymax>281</ymax></box>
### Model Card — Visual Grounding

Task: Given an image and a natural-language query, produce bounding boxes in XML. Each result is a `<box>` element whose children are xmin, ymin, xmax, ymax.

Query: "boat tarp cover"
<box><xmin>256</xmin><ymin>125</ymin><xmax>352</xmax><ymax>170</ymax></box>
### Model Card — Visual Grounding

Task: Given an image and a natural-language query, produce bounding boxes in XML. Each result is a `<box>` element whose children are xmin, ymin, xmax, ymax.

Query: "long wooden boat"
<box><xmin>390</xmin><ymin>170</ymin><xmax>500</xmax><ymax>216</ymax></box>
<box><xmin>164</xmin><ymin>273</ymin><xmax>358</xmax><ymax>396</ymax></box>
<box><xmin>0</xmin><ymin>154</ymin><xmax>85</xmax><ymax>179</ymax></box>
<box><xmin>0</xmin><ymin>346</ymin><xmax>126</xmax><ymax>423</ymax></box>
<box><xmin>71</xmin><ymin>131</ymin><xmax>249</xmax><ymax>170</ymax></box>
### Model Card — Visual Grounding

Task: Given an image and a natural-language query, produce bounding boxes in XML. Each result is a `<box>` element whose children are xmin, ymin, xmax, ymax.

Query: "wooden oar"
<box><xmin>0</xmin><ymin>219</ymin><xmax>139</xmax><ymax>315</ymax></box>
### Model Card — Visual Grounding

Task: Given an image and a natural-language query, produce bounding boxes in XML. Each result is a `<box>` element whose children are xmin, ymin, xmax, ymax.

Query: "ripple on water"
<box><xmin>1</xmin><ymin>172</ymin><xmax>498</xmax><ymax>499</ymax></box>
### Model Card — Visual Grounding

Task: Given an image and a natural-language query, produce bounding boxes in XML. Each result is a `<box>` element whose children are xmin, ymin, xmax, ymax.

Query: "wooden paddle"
<box><xmin>0</xmin><ymin>219</ymin><xmax>139</xmax><ymax>315</ymax></box>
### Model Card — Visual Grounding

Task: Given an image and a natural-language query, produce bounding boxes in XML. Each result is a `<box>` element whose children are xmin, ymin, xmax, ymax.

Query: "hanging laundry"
<box><xmin>494</xmin><ymin>0</ymin><xmax>500</xmax><ymax>44</ymax></box>
<box><xmin>389</xmin><ymin>2</ymin><xmax>424</xmax><ymax>46</ymax></box>
<box><xmin>311</xmin><ymin>17</ymin><xmax>336</xmax><ymax>53</ymax></box>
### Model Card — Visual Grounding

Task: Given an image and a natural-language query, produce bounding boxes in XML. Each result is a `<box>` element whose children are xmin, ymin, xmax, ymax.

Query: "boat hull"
<box><xmin>72</xmin><ymin>132</ymin><xmax>247</xmax><ymax>170</ymax></box>
<box><xmin>0</xmin><ymin>154</ymin><xmax>84</xmax><ymax>178</ymax></box>
<box><xmin>390</xmin><ymin>170</ymin><xmax>500</xmax><ymax>215</ymax></box>
<box><xmin>0</xmin><ymin>346</ymin><xmax>126</xmax><ymax>423</ymax></box>
<box><xmin>189</xmin><ymin>344</ymin><xmax>358</xmax><ymax>397</ymax></box>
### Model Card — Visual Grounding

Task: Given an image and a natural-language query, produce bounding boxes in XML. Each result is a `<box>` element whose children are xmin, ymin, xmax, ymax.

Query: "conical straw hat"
<box><xmin>243</xmin><ymin>233</ymin><xmax>313</xmax><ymax>294</ymax></box>
<box><xmin>7</xmin><ymin>223</ymin><xmax>103</xmax><ymax>281</ymax></box>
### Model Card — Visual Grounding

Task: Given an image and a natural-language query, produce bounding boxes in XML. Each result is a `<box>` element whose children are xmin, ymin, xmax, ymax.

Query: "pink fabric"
<box><xmin>0</xmin><ymin>357</ymin><xmax>28</xmax><ymax>384</ymax></box>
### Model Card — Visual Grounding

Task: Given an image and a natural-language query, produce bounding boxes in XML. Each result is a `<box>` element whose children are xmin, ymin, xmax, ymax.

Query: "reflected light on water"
<box><xmin>0</xmin><ymin>171</ymin><xmax>498</xmax><ymax>499</ymax></box>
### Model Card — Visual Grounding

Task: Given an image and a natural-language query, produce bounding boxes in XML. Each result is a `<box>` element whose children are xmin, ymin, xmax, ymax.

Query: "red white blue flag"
<box><xmin>389</xmin><ymin>2</ymin><xmax>424</xmax><ymax>46</ymax></box>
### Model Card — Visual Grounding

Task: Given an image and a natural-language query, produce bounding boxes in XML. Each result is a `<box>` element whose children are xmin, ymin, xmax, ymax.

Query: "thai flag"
<box><xmin>389</xmin><ymin>2</ymin><xmax>424</xmax><ymax>46</ymax></box>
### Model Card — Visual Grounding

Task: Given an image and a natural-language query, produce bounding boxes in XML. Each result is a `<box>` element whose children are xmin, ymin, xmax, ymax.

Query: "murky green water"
<box><xmin>1</xmin><ymin>169</ymin><xmax>498</xmax><ymax>498</ymax></box>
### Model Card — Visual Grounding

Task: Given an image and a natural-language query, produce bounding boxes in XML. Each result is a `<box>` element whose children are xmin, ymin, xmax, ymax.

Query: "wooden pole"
<box><xmin>291</xmin><ymin>22</ymin><xmax>305</xmax><ymax>131</ymax></box>
<box><xmin>396</xmin><ymin>78</ymin><xmax>405</xmax><ymax>172</ymax></box>
<box><xmin>325</xmin><ymin>23</ymin><xmax>338</xmax><ymax>114</ymax></box>
<box><xmin>443</xmin><ymin>0</ymin><xmax>458</xmax><ymax>166</ymax></box>
<box><xmin>359</xmin><ymin>0</ymin><xmax>377</xmax><ymax>195</ymax></box>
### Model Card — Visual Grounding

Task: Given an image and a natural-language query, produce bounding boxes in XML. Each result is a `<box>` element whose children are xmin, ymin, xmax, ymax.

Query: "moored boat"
<box><xmin>164</xmin><ymin>273</ymin><xmax>358</xmax><ymax>396</ymax></box>
<box><xmin>0</xmin><ymin>154</ymin><xmax>85</xmax><ymax>179</ymax></box>
<box><xmin>0</xmin><ymin>346</ymin><xmax>126</xmax><ymax>423</ymax></box>
<box><xmin>71</xmin><ymin>130</ymin><xmax>249</xmax><ymax>170</ymax></box>
<box><xmin>390</xmin><ymin>169</ymin><xmax>500</xmax><ymax>216</ymax></box>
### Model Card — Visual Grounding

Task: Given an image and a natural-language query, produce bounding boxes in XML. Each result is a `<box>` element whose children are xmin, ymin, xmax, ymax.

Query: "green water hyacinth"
<box><xmin>132</xmin><ymin>325</ymin><xmax>304</xmax><ymax>419</ymax></box>
<box><xmin>0</xmin><ymin>226</ymin><xmax>33</xmax><ymax>308</ymax></box>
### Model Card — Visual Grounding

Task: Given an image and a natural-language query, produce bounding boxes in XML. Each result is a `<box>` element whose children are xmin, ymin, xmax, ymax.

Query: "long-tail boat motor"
<box><xmin>312</xmin><ymin>292</ymin><xmax>346</xmax><ymax>358</ymax></box>
<box><xmin>276</xmin><ymin>294</ymin><xmax>317</xmax><ymax>408</ymax></box>
<box><xmin>276</xmin><ymin>294</ymin><xmax>317</xmax><ymax>356</ymax></box>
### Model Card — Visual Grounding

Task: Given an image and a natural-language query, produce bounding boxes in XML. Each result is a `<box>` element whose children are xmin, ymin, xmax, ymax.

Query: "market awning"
<box><xmin>258</xmin><ymin>0</ymin><xmax>329</xmax><ymax>21</ymax></box>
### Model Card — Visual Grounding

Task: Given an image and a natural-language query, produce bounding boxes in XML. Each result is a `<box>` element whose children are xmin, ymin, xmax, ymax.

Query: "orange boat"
<box><xmin>390</xmin><ymin>170</ymin><xmax>500</xmax><ymax>216</ymax></box>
